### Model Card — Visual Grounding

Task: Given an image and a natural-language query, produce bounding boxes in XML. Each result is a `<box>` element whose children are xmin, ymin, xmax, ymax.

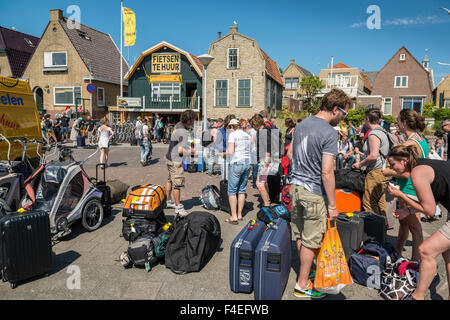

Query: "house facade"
<box><xmin>317</xmin><ymin>62</ymin><xmax>371</xmax><ymax>103</ymax></box>
<box><xmin>371</xmin><ymin>46</ymin><xmax>433</xmax><ymax>117</ymax></box>
<box><xmin>281</xmin><ymin>59</ymin><xmax>312</xmax><ymax>101</ymax></box>
<box><xmin>434</xmin><ymin>75</ymin><xmax>450</xmax><ymax>109</ymax></box>
<box><xmin>0</xmin><ymin>27</ymin><xmax>39</xmax><ymax>79</ymax></box>
<box><xmin>122</xmin><ymin>41</ymin><xmax>203</xmax><ymax>122</ymax></box>
<box><xmin>205</xmin><ymin>25</ymin><xmax>283</xmax><ymax>120</ymax></box>
<box><xmin>22</xmin><ymin>9</ymin><xmax>128</xmax><ymax>118</ymax></box>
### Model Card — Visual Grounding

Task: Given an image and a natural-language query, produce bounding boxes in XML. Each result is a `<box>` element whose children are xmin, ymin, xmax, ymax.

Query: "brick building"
<box><xmin>371</xmin><ymin>46</ymin><xmax>434</xmax><ymax>117</ymax></box>
<box><xmin>22</xmin><ymin>9</ymin><xmax>128</xmax><ymax>118</ymax></box>
<box><xmin>434</xmin><ymin>75</ymin><xmax>450</xmax><ymax>109</ymax></box>
<box><xmin>205</xmin><ymin>24</ymin><xmax>283</xmax><ymax>120</ymax></box>
<box><xmin>281</xmin><ymin>58</ymin><xmax>312</xmax><ymax>102</ymax></box>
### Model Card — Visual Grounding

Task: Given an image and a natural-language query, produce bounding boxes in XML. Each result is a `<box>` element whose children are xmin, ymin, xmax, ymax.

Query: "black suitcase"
<box><xmin>336</xmin><ymin>213</ymin><xmax>365</xmax><ymax>261</ymax></box>
<box><xmin>218</xmin><ymin>163</ymin><xmax>231</xmax><ymax>213</ymax></box>
<box><xmin>0</xmin><ymin>211</ymin><xmax>53</xmax><ymax>288</ymax></box>
<box><xmin>94</xmin><ymin>164</ymin><xmax>112</xmax><ymax>217</ymax></box>
<box><xmin>356</xmin><ymin>211</ymin><xmax>387</xmax><ymax>243</ymax></box>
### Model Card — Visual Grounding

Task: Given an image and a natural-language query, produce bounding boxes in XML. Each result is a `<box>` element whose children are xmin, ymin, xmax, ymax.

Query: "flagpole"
<box><xmin>120</xmin><ymin>0</ymin><xmax>123</xmax><ymax>98</ymax></box>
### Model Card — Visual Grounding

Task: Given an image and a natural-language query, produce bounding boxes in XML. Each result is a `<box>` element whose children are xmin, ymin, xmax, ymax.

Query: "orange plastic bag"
<box><xmin>314</xmin><ymin>219</ymin><xmax>353</xmax><ymax>294</ymax></box>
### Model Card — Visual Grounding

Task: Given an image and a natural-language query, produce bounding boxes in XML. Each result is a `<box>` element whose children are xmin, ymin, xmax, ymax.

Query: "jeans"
<box><xmin>337</xmin><ymin>154</ymin><xmax>356</xmax><ymax>169</ymax></box>
<box><xmin>251</xmin><ymin>164</ymin><xmax>258</xmax><ymax>187</ymax></box>
<box><xmin>140</xmin><ymin>140</ymin><xmax>151</xmax><ymax>162</ymax></box>
<box><xmin>208</xmin><ymin>148</ymin><xmax>216</xmax><ymax>174</ymax></box>
<box><xmin>156</xmin><ymin>129</ymin><xmax>163</xmax><ymax>143</ymax></box>
<box><xmin>227</xmin><ymin>160</ymin><xmax>251</xmax><ymax>195</ymax></box>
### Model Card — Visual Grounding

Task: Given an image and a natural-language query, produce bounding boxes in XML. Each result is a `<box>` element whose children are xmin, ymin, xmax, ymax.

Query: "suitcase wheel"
<box><xmin>10</xmin><ymin>282</ymin><xmax>16</xmax><ymax>289</ymax></box>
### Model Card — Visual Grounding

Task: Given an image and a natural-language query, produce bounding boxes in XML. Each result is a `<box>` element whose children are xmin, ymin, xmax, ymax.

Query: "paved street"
<box><xmin>0</xmin><ymin>143</ymin><xmax>448</xmax><ymax>300</ymax></box>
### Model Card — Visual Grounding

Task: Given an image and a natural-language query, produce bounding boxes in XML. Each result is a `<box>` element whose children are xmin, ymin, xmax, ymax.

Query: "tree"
<box><xmin>299</xmin><ymin>76</ymin><xmax>325</xmax><ymax>102</ymax></box>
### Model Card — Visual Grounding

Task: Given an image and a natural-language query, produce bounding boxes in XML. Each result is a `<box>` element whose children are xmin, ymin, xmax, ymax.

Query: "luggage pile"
<box><xmin>230</xmin><ymin>204</ymin><xmax>291</xmax><ymax>300</ymax></box>
<box><xmin>120</xmin><ymin>185</ymin><xmax>222</xmax><ymax>274</ymax></box>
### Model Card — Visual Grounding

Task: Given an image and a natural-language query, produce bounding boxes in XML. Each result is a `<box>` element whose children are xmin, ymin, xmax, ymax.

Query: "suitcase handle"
<box><xmin>239</xmin><ymin>250</ymin><xmax>253</xmax><ymax>268</ymax></box>
<box><xmin>96</xmin><ymin>163</ymin><xmax>106</xmax><ymax>183</ymax></box>
<box><xmin>266</xmin><ymin>253</ymin><xmax>281</xmax><ymax>272</ymax></box>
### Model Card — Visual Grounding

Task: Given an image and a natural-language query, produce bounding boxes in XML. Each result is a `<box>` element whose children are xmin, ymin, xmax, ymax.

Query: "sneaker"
<box><xmin>175</xmin><ymin>204</ymin><xmax>188</xmax><ymax>217</ymax></box>
<box><xmin>166</xmin><ymin>200</ymin><xmax>176</xmax><ymax>209</ymax></box>
<box><xmin>293</xmin><ymin>281</ymin><xmax>327</xmax><ymax>299</ymax></box>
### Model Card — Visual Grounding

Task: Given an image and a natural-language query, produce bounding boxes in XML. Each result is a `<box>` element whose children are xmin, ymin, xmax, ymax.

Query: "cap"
<box><xmin>78</xmin><ymin>117</ymin><xmax>83</xmax><ymax>121</ymax></box>
<box><xmin>229</xmin><ymin>119</ymin><xmax>239</xmax><ymax>126</ymax></box>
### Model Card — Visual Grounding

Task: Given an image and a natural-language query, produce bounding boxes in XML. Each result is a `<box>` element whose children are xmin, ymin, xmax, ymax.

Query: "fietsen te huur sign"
<box><xmin>151</xmin><ymin>53</ymin><xmax>181</xmax><ymax>73</ymax></box>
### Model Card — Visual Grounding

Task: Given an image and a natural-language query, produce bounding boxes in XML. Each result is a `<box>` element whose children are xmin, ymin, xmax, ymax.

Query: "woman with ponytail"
<box><xmin>383</xmin><ymin>109</ymin><xmax>429</xmax><ymax>261</ymax></box>
<box><xmin>386</xmin><ymin>145</ymin><xmax>450</xmax><ymax>300</ymax></box>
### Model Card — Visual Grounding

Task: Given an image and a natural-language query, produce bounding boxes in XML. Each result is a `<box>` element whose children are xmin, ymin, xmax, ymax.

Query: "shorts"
<box><xmin>227</xmin><ymin>161</ymin><xmax>251</xmax><ymax>195</ymax></box>
<box><xmin>256</xmin><ymin>164</ymin><xmax>271</xmax><ymax>191</ymax></box>
<box><xmin>166</xmin><ymin>157</ymin><xmax>185</xmax><ymax>189</ymax></box>
<box><xmin>439</xmin><ymin>220</ymin><xmax>450</xmax><ymax>240</ymax></box>
<box><xmin>61</xmin><ymin>126</ymin><xmax>69</xmax><ymax>134</ymax></box>
<box><xmin>290</xmin><ymin>184</ymin><xmax>328</xmax><ymax>249</ymax></box>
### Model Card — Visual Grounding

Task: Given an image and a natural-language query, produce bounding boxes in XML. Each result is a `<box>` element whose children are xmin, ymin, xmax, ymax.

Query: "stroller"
<box><xmin>21</xmin><ymin>144</ymin><xmax>105</xmax><ymax>239</ymax></box>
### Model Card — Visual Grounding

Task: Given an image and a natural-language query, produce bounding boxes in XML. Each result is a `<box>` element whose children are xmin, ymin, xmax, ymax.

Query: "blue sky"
<box><xmin>1</xmin><ymin>0</ymin><xmax>449</xmax><ymax>84</ymax></box>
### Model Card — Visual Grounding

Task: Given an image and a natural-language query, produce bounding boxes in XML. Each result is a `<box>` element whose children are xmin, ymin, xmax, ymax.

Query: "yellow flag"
<box><xmin>122</xmin><ymin>6</ymin><xmax>136</xmax><ymax>47</ymax></box>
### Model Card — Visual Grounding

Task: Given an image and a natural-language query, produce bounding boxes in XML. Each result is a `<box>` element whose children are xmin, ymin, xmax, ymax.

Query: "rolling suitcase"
<box><xmin>0</xmin><ymin>211</ymin><xmax>53</xmax><ymax>288</ymax></box>
<box><xmin>254</xmin><ymin>218</ymin><xmax>291</xmax><ymax>300</ymax></box>
<box><xmin>219</xmin><ymin>164</ymin><xmax>231</xmax><ymax>213</ymax></box>
<box><xmin>336</xmin><ymin>212</ymin><xmax>365</xmax><ymax>261</ymax></box>
<box><xmin>267</xmin><ymin>172</ymin><xmax>282</xmax><ymax>204</ymax></box>
<box><xmin>335</xmin><ymin>188</ymin><xmax>362</xmax><ymax>213</ymax></box>
<box><xmin>356</xmin><ymin>211</ymin><xmax>387</xmax><ymax>243</ymax></box>
<box><xmin>230</xmin><ymin>219</ymin><xmax>267</xmax><ymax>293</ymax></box>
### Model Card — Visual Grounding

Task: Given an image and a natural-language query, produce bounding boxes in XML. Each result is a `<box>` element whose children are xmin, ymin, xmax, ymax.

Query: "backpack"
<box><xmin>281</xmin><ymin>185</ymin><xmax>292</xmax><ymax>212</ymax></box>
<box><xmin>164</xmin><ymin>211</ymin><xmax>221</xmax><ymax>274</ymax></box>
<box><xmin>157</xmin><ymin>120</ymin><xmax>164</xmax><ymax>130</ymax></box>
<box><xmin>256</xmin><ymin>204</ymin><xmax>291</xmax><ymax>225</ymax></box>
<box><xmin>200</xmin><ymin>185</ymin><xmax>220</xmax><ymax>210</ymax></box>
<box><xmin>379</xmin><ymin>257</ymin><xmax>419</xmax><ymax>300</ymax></box>
<box><xmin>122</xmin><ymin>184</ymin><xmax>166</xmax><ymax>219</ymax></box>
<box><xmin>201</xmin><ymin>128</ymin><xmax>214</xmax><ymax>147</ymax></box>
<box><xmin>45</xmin><ymin>119</ymin><xmax>53</xmax><ymax>130</ymax></box>
<box><xmin>371</xmin><ymin>127</ymin><xmax>400</xmax><ymax>156</ymax></box>
<box><xmin>122</xmin><ymin>217</ymin><xmax>166</xmax><ymax>242</ymax></box>
<box><xmin>334</xmin><ymin>169</ymin><xmax>366</xmax><ymax>194</ymax></box>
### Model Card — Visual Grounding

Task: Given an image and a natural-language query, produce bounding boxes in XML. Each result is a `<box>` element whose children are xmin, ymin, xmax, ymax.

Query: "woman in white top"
<box><xmin>97</xmin><ymin>117</ymin><xmax>114</xmax><ymax>165</ymax></box>
<box><xmin>225</xmin><ymin>118</ymin><xmax>251</xmax><ymax>224</ymax></box>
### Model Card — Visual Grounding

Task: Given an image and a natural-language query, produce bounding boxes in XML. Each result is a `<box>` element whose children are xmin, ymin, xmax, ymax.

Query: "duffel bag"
<box><xmin>165</xmin><ymin>211</ymin><xmax>221</xmax><ymax>274</ymax></box>
<box><xmin>379</xmin><ymin>257</ymin><xmax>419</xmax><ymax>300</ymax></box>
<box><xmin>106</xmin><ymin>179</ymin><xmax>129</xmax><ymax>204</ymax></box>
<box><xmin>256</xmin><ymin>204</ymin><xmax>291</xmax><ymax>225</ymax></box>
<box><xmin>200</xmin><ymin>185</ymin><xmax>220</xmax><ymax>210</ymax></box>
<box><xmin>349</xmin><ymin>241</ymin><xmax>397</xmax><ymax>289</ymax></box>
<box><xmin>122</xmin><ymin>216</ymin><xmax>166</xmax><ymax>242</ymax></box>
<box><xmin>124</xmin><ymin>234</ymin><xmax>165</xmax><ymax>271</ymax></box>
<box><xmin>335</xmin><ymin>169</ymin><xmax>366</xmax><ymax>195</ymax></box>
<box><xmin>122</xmin><ymin>184</ymin><xmax>166</xmax><ymax>219</ymax></box>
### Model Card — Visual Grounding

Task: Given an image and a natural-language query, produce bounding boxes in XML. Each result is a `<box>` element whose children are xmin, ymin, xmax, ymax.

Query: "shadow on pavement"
<box><xmin>52</xmin><ymin>250</ymin><xmax>82</xmax><ymax>274</ymax></box>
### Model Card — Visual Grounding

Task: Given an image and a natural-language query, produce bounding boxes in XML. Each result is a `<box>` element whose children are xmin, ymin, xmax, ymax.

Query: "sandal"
<box><xmin>225</xmin><ymin>218</ymin><xmax>239</xmax><ymax>225</ymax></box>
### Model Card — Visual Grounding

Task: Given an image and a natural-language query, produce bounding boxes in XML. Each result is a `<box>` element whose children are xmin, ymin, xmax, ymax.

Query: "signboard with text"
<box><xmin>151</xmin><ymin>53</ymin><xmax>181</xmax><ymax>73</ymax></box>
<box><xmin>117</xmin><ymin>97</ymin><xmax>142</xmax><ymax>108</ymax></box>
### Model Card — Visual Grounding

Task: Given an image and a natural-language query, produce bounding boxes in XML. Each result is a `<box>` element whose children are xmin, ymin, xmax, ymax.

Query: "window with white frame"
<box><xmin>151</xmin><ymin>83</ymin><xmax>180</xmax><ymax>102</ymax></box>
<box><xmin>54</xmin><ymin>87</ymin><xmax>81</xmax><ymax>105</ymax></box>
<box><xmin>228</xmin><ymin>49</ymin><xmax>238</xmax><ymax>69</ymax></box>
<box><xmin>400</xmin><ymin>54</ymin><xmax>406</xmax><ymax>61</ymax></box>
<box><xmin>97</xmin><ymin>87</ymin><xmax>105</xmax><ymax>106</ymax></box>
<box><xmin>394</xmin><ymin>76</ymin><xmax>408</xmax><ymax>88</ymax></box>
<box><xmin>383</xmin><ymin>97</ymin><xmax>392</xmax><ymax>115</ymax></box>
<box><xmin>285</xmin><ymin>77</ymin><xmax>299</xmax><ymax>90</ymax></box>
<box><xmin>215</xmin><ymin>80</ymin><xmax>228</xmax><ymax>107</ymax></box>
<box><xmin>44</xmin><ymin>52</ymin><xmax>67</xmax><ymax>67</ymax></box>
<box><xmin>237</xmin><ymin>79</ymin><xmax>251</xmax><ymax>107</ymax></box>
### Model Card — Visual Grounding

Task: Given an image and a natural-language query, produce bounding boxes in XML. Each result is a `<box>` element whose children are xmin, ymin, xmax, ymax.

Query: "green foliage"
<box><xmin>304</xmin><ymin>98</ymin><xmax>321</xmax><ymax>115</ymax></box>
<box><xmin>382</xmin><ymin>114</ymin><xmax>396</xmax><ymax>124</ymax></box>
<box><xmin>299</xmin><ymin>76</ymin><xmax>325</xmax><ymax>100</ymax></box>
<box><xmin>432</xmin><ymin>108</ymin><xmax>450</xmax><ymax>121</ymax></box>
<box><xmin>345</xmin><ymin>106</ymin><xmax>366</xmax><ymax>127</ymax></box>
<box><xmin>422</xmin><ymin>102</ymin><xmax>434</xmax><ymax>118</ymax></box>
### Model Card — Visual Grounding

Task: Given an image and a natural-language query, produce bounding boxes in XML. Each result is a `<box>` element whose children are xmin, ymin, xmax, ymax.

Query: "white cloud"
<box><xmin>350</xmin><ymin>14</ymin><xmax>450</xmax><ymax>28</ymax></box>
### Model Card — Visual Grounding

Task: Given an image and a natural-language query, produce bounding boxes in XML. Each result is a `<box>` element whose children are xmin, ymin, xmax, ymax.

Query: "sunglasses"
<box><xmin>338</xmin><ymin>107</ymin><xmax>348</xmax><ymax>117</ymax></box>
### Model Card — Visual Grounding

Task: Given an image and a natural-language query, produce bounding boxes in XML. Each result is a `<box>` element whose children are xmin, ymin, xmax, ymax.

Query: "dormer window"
<box><xmin>77</xmin><ymin>30</ymin><xmax>91</xmax><ymax>41</ymax></box>
<box><xmin>400</xmin><ymin>54</ymin><xmax>406</xmax><ymax>61</ymax></box>
<box><xmin>24</xmin><ymin>38</ymin><xmax>34</xmax><ymax>47</ymax></box>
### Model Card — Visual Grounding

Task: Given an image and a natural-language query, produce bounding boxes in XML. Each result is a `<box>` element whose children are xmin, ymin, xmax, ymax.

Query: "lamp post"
<box><xmin>198</xmin><ymin>54</ymin><xmax>214</xmax><ymax>131</ymax></box>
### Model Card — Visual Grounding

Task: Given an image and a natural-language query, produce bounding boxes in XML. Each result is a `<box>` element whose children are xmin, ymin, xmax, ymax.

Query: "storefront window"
<box><xmin>151</xmin><ymin>83</ymin><xmax>180</xmax><ymax>102</ymax></box>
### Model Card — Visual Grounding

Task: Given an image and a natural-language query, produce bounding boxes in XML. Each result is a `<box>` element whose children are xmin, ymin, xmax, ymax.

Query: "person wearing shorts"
<box><xmin>164</xmin><ymin>110</ymin><xmax>194</xmax><ymax>217</ymax></box>
<box><xmin>225</xmin><ymin>118</ymin><xmax>251</xmax><ymax>225</ymax></box>
<box><xmin>287</xmin><ymin>88</ymin><xmax>351</xmax><ymax>299</ymax></box>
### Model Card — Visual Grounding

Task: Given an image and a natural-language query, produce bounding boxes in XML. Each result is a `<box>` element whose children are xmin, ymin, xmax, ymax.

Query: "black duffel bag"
<box><xmin>335</xmin><ymin>169</ymin><xmax>366</xmax><ymax>194</ymax></box>
<box><xmin>165</xmin><ymin>211</ymin><xmax>221</xmax><ymax>274</ymax></box>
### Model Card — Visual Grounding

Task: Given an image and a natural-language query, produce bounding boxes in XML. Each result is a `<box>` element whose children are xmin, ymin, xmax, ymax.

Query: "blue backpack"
<box><xmin>349</xmin><ymin>241</ymin><xmax>397</xmax><ymax>290</ymax></box>
<box><xmin>257</xmin><ymin>204</ymin><xmax>291</xmax><ymax>225</ymax></box>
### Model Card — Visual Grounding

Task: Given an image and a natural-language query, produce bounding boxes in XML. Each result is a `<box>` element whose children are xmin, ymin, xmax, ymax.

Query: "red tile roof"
<box><xmin>260</xmin><ymin>49</ymin><xmax>283</xmax><ymax>86</ymax></box>
<box><xmin>0</xmin><ymin>26</ymin><xmax>39</xmax><ymax>77</ymax></box>
<box><xmin>331</xmin><ymin>62</ymin><xmax>351</xmax><ymax>69</ymax></box>
<box><xmin>360</xmin><ymin>72</ymin><xmax>372</xmax><ymax>91</ymax></box>
<box><xmin>189</xmin><ymin>53</ymin><xmax>204</xmax><ymax>73</ymax></box>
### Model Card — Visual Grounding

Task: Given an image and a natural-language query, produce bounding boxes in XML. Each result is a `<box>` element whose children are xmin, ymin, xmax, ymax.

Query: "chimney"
<box><xmin>290</xmin><ymin>59</ymin><xmax>295</xmax><ymax>64</ymax></box>
<box><xmin>230</xmin><ymin>25</ymin><xmax>238</xmax><ymax>34</ymax></box>
<box><xmin>50</xmin><ymin>9</ymin><xmax>63</xmax><ymax>22</ymax></box>
<box><xmin>218</xmin><ymin>32</ymin><xmax>222</xmax><ymax>39</ymax></box>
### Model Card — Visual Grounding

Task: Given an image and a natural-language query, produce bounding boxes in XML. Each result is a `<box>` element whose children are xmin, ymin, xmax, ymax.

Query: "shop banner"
<box><xmin>123</xmin><ymin>7</ymin><xmax>136</xmax><ymax>47</ymax></box>
<box><xmin>151</xmin><ymin>53</ymin><xmax>181</xmax><ymax>73</ymax></box>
